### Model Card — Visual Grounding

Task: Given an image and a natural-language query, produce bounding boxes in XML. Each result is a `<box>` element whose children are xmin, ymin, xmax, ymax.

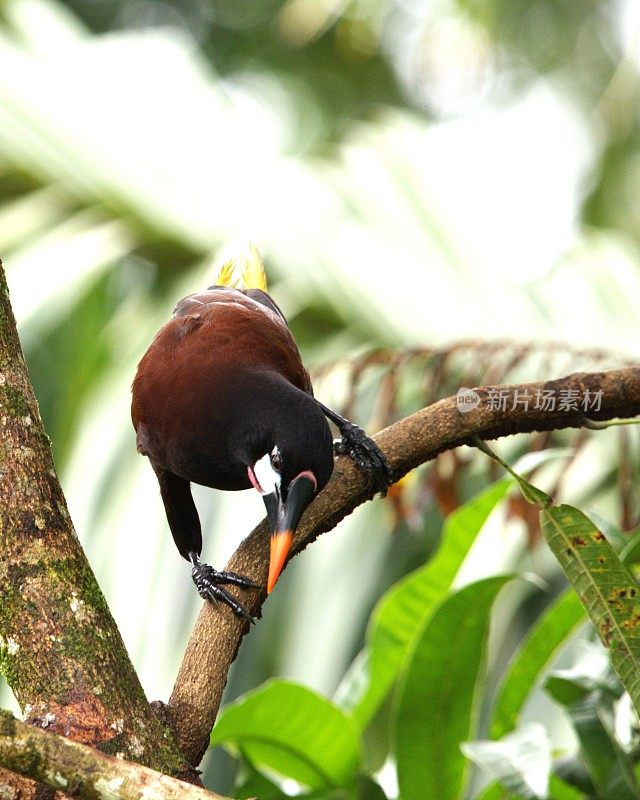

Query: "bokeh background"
<box><xmin>2</xmin><ymin>0</ymin><xmax>640</xmax><ymax>794</ymax></box>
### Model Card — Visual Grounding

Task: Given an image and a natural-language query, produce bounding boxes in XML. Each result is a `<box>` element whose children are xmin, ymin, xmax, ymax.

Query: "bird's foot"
<box><xmin>333</xmin><ymin>422</ymin><xmax>393</xmax><ymax>495</ymax></box>
<box><xmin>189</xmin><ymin>553</ymin><xmax>259</xmax><ymax>623</ymax></box>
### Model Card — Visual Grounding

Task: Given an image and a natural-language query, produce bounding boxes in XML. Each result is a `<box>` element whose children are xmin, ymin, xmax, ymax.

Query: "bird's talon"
<box><xmin>215</xmin><ymin>569</ymin><xmax>260</xmax><ymax>589</ymax></box>
<box><xmin>190</xmin><ymin>559</ymin><xmax>255</xmax><ymax>621</ymax></box>
<box><xmin>335</xmin><ymin>423</ymin><xmax>392</xmax><ymax>495</ymax></box>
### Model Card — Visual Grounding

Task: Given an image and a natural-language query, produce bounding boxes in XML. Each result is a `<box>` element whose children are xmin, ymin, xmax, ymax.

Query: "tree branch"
<box><xmin>168</xmin><ymin>365</ymin><xmax>640</xmax><ymax>764</ymax></box>
<box><xmin>0</xmin><ymin>261</ymin><xmax>192</xmax><ymax>780</ymax></box>
<box><xmin>0</xmin><ymin>711</ymin><xmax>227</xmax><ymax>800</ymax></box>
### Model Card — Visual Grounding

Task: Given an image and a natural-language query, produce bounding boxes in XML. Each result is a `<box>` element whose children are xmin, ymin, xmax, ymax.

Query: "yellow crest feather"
<box><xmin>215</xmin><ymin>260</ymin><xmax>239</xmax><ymax>288</ymax></box>
<box><xmin>213</xmin><ymin>244</ymin><xmax>268</xmax><ymax>291</ymax></box>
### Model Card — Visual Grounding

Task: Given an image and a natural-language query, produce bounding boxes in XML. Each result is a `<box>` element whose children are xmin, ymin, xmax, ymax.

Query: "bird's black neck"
<box><xmin>229</xmin><ymin>369</ymin><xmax>334</xmax><ymax>491</ymax></box>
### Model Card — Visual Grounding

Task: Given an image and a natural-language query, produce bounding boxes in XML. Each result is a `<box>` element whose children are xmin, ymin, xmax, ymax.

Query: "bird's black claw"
<box><xmin>190</xmin><ymin>557</ymin><xmax>256</xmax><ymax>623</ymax></box>
<box><xmin>336</xmin><ymin>422</ymin><xmax>393</xmax><ymax>495</ymax></box>
<box><xmin>214</xmin><ymin>569</ymin><xmax>261</xmax><ymax>590</ymax></box>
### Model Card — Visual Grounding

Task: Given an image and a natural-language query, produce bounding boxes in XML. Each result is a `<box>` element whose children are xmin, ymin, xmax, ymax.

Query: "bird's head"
<box><xmin>245</xmin><ymin>400</ymin><xmax>334</xmax><ymax>593</ymax></box>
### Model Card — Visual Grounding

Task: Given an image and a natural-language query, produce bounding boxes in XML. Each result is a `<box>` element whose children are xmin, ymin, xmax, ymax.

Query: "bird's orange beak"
<box><xmin>268</xmin><ymin>531</ymin><xmax>293</xmax><ymax>593</ymax></box>
<box><xmin>264</xmin><ymin>472</ymin><xmax>316</xmax><ymax>594</ymax></box>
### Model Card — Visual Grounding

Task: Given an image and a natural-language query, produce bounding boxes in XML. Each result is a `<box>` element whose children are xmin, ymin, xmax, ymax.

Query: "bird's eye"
<box><xmin>270</xmin><ymin>450</ymin><xmax>282</xmax><ymax>472</ymax></box>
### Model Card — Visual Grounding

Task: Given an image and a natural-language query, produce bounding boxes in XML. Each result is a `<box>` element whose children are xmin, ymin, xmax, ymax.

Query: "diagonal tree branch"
<box><xmin>168</xmin><ymin>365</ymin><xmax>640</xmax><ymax>765</ymax></box>
<box><xmin>0</xmin><ymin>710</ymin><xmax>227</xmax><ymax>800</ymax></box>
<box><xmin>0</xmin><ymin>261</ymin><xmax>193</xmax><ymax>783</ymax></box>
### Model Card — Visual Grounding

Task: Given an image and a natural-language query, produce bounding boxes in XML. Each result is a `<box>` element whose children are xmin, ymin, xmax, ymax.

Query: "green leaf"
<box><xmin>472</xmin><ymin>439</ymin><xmax>551</xmax><ymax>507</ymax></box>
<box><xmin>280</xmin><ymin>777</ymin><xmax>388</xmax><ymax>800</ymax></box>
<box><xmin>349</xmin><ymin>478</ymin><xmax>513</xmax><ymax>729</ymax></box>
<box><xmin>544</xmin><ymin>641</ymin><xmax>619</xmax><ymax>706</ymax></box>
<box><xmin>619</xmin><ymin>527</ymin><xmax>640</xmax><ymax>565</ymax></box>
<box><xmin>472</xmin><ymin>773</ymin><xmax>584</xmax><ymax>800</ymax></box>
<box><xmin>490</xmin><ymin>589</ymin><xmax>585</xmax><ymax>739</ymax></box>
<box><xmin>548</xmin><ymin>691</ymin><xmax>638</xmax><ymax>800</ymax></box>
<box><xmin>544</xmin><ymin>645</ymin><xmax>635</xmax><ymax>799</ymax></box>
<box><xmin>544</xmin><ymin>675</ymin><xmax>593</xmax><ymax>708</ymax></box>
<box><xmin>394</xmin><ymin>575</ymin><xmax>513</xmax><ymax>800</ymax></box>
<box><xmin>588</xmin><ymin>512</ymin><xmax>629</xmax><ymax>555</ymax></box>
<box><xmin>462</xmin><ymin>723</ymin><xmax>552</xmax><ymax>800</ymax></box>
<box><xmin>548</xmin><ymin>774</ymin><xmax>588</xmax><ymax>800</ymax></box>
<box><xmin>234</xmin><ymin>758</ymin><xmax>284</xmax><ymax>800</ymax></box>
<box><xmin>541</xmin><ymin>504</ymin><xmax>640</xmax><ymax>718</ymax></box>
<box><xmin>210</xmin><ymin>680</ymin><xmax>361</xmax><ymax>790</ymax></box>
<box><xmin>473</xmin><ymin>783</ymin><xmax>507</xmax><ymax>800</ymax></box>
<box><xmin>353</xmin><ymin>776</ymin><xmax>388</xmax><ymax>800</ymax></box>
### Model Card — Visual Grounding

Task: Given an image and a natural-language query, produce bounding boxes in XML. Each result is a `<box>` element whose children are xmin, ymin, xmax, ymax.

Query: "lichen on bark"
<box><xmin>0</xmin><ymin>710</ymin><xmax>227</xmax><ymax>800</ymax></box>
<box><xmin>0</xmin><ymin>260</ymin><xmax>190</xmax><ymax>779</ymax></box>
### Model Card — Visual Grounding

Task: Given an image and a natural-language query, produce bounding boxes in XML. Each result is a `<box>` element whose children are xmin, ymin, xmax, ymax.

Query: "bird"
<box><xmin>131</xmin><ymin>247</ymin><xmax>391</xmax><ymax>620</ymax></box>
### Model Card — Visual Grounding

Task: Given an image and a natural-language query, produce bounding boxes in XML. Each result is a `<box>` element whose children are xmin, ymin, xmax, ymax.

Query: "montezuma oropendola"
<box><xmin>131</xmin><ymin>248</ymin><xmax>391</xmax><ymax>620</ymax></box>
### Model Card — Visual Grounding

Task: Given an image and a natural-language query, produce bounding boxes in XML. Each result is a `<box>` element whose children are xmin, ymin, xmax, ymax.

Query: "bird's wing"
<box><xmin>172</xmin><ymin>292</ymin><xmax>213</xmax><ymax>317</ymax></box>
<box><xmin>238</xmin><ymin>288</ymin><xmax>287</xmax><ymax>324</ymax></box>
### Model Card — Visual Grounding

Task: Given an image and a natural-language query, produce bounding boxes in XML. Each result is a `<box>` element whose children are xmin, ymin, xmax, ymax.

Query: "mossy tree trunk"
<box><xmin>0</xmin><ymin>261</ymin><xmax>195</xmax><ymax>794</ymax></box>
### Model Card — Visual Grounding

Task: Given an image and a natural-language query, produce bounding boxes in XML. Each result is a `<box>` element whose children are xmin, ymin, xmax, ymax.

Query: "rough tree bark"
<box><xmin>0</xmin><ymin>711</ymin><xmax>225</xmax><ymax>800</ymax></box>
<box><xmin>0</xmin><ymin>261</ymin><xmax>195</xmax><ymax>792</ymax></box>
